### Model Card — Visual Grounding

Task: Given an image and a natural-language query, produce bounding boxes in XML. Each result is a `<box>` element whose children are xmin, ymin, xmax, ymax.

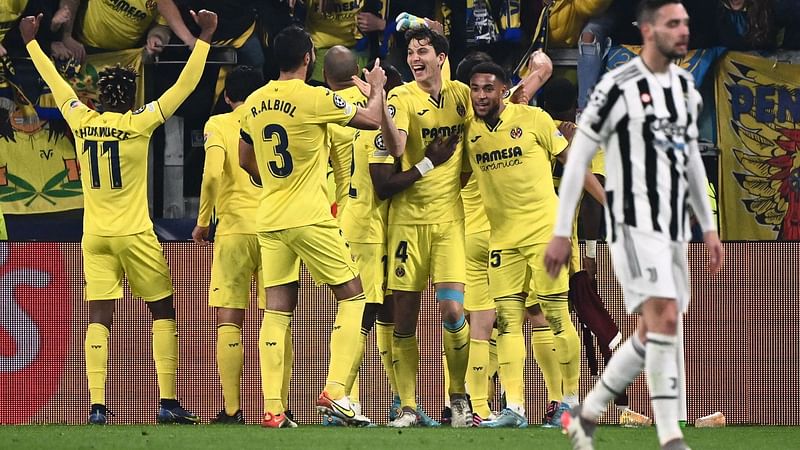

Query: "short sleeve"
<box><xmin>367</xmin><ymin>132</ymin><xmax>394</xmax><ymax>164</ymax></box>
<box><xmin>386</xmin><ymin>87</ymin><xmax>410</xmax><ymax>134</ymax></box>
<box><xmin>59</xmin><ymin>98</ymin><xmax>92</xmax><ymax>131</ymax></box>
<box><xmin>204</xmin><ymin>119</ymin><xmax>227</xmax><ymax>153</ymax></box>
<box><xmin>129</xmin><ymin>101</ymin><xmax>167</xmax><ymax>136</ymax></box>
<box><xmin>533</xmin><ymin>108</ymin><xmax>569</xmax><ymax>159</ymax></box>
<box><xmin>577</xmin><ymin>74</ymin><xmax>622</xmax><ymax>142</ymax></box>
<box><xmin>312</xmin><ymin>88</ymin><xmax>357</xmax><ymax>126</ymax></box>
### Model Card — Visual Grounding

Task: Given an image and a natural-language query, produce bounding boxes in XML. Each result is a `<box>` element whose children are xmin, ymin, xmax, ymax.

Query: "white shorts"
<box><xmin>609</xmin><ymin>225</ymin><xmax>690</xmax><ymax>314</ymax></box>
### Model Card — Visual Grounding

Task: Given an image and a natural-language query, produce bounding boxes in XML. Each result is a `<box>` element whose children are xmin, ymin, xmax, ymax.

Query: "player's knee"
<box><xmin>147</xmin><ymin>295</ymin><xmax>175</xmax><ymax>320</ymax></box>
<box><xmin>442</xmin><ymin>313</ymin><xmax>466</xmax><ymax>332</ymax></box>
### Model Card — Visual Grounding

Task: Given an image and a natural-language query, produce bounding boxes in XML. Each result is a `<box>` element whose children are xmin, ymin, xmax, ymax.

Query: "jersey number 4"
<box><xmin>84</xmin><ymin>140</ymin><xmax>122</xmax><ymax>189</ymax></box>
<box><xmin>263</xmin><ymin>124</ymin><xmax>293</xmax><ymax>178</ymax></box>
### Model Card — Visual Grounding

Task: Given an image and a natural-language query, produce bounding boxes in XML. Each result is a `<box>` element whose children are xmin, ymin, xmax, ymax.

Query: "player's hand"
<box><xmin>62</xmin><ymin>36</ymin><xmax>86</xmax><ymax>62</ymax></box>
<box><xmin>425</xmin><ymin>134</ymin><xmax>459</xmax><ymax>166</ymax></box>
<box><xmin>145</xmin><ymin>34</ymin><xmax>166</xmax><ymax>55</ymax></box>
<box><xmin>703</xmin><ymin>231</ymin><xmax>724</xmax><ymax>276</ymax></box>
<box><xmin>191</xmin><ymin>9</ymin><xmax>218</xmax><ymax>43</ymax></box>
<box><xmin>544</xmin><ymin>236</ymin><xmax>571</xmax><ymax>278</ymax></box>
<box><xmin>351</xmin><ymin>74</ymin><xmax>371</xmax><ymax>97</ymax></box>
<box><xmin>364</xmin><ymin>58</ymin><xmax>386</xmax><ymax>91</ymax></box>
<box><xmin>192</xmin><ymin>225</ymin><xmax>210</xmax><ymax>246</ymax></box>
<box><xmin>558</xmin><ymin>121</ymin><xmax>577</xmax><ymax>142</ymax></box>
<box><xmin>51</xmin><ymin>5</ymin><xmax>71</xmax><ymax>32</ymax></box>
<box><xmin>0</xmin><ymin>43</ymin><xmax>6</xmax><ymax>57</ymax></box>
<box><xmin>20</xmin><ymin>14</ymin><xmax>43</xmax><ymax>44</ymax></box>
<box><xmin>357</xmin><ymin>12</ymin><xmax>385</xmax><ymax>33</ymax></box>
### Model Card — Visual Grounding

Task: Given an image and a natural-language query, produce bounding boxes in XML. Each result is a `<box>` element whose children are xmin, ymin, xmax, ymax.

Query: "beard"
<box><xmin>655</xmin><ymin>34</ymin><xmax>688</xmax><ymax>60</ymax></box>
<box><xmin>477</xmin><ymin>102</ymin><xmax>501</xmax><ymax>121</ymax></box>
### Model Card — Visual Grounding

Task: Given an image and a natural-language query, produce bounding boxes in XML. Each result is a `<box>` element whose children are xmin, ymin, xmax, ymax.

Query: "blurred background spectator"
<box><xmin>715</xmin><ymin>0</ymin><xmax>777</xmax><ymax>51</ymax></box>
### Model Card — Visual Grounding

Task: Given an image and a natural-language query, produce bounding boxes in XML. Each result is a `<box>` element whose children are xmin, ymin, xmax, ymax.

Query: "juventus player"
<box><xmin>544</xmin><ymin>1</ymin><xmax>724</xmax><ymax>449</ymax></box>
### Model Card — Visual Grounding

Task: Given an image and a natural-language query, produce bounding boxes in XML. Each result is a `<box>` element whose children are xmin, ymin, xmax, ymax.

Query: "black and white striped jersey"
<box><xmin>576</xmin><ymin>57</ymin><xmax>705</xmax><ymax>242</ymax></box>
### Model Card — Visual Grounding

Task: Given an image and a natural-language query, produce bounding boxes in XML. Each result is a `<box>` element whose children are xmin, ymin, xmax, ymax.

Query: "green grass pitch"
<box><xmin>2</xmin><ymin>425</ymin><xmax>799</xmax><ymax>449</ymax></box>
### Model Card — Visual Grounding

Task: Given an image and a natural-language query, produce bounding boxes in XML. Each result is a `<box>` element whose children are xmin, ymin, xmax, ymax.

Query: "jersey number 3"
<box><xmin>263</xmin><ymin>124</ymin><xmax>293</xmax><ymax>178</ymax></box>
<box><xmin>84</xmin><ymin>140</ymin><xmax>122</xmax><ymax>189</ymax></box>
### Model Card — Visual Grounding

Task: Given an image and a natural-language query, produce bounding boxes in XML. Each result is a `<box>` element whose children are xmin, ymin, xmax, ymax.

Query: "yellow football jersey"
<box><xmin>387</xmin><ymin>79</ymin><xmax>471</xmax><ymax>225</ymax></box>
<box><xmin>27</xmin><ymin>39</ymin><xmax>210</xmax><ymax>236</ymax></box>
<box><xmin>462</xmin><ymin>175</ymin><xmax>490</xmax><ymax>235</ymax></box>
<box><xmin>306</xmin><ymin>0</ymin><xmax>364</xmax><ymax>49</ymax></box>
<box><xmin>340</xmin><ymin>129</ymin><xmax>392</xmax><ymax>244</ymax></box>
<box><xmin>464</xmin><ymin>103</ymin><xmax>568</xmax><ymax>248</ymax></box>
<box><xmin>327</xmin><ymin>85</ymin><xmax>367</xmax><ymax>214</ymax></box>
<box><xmin>240</xmin><ymin>79</ymin><xmax>357</xmax><ymax>232</ymax></box>
<box><xmin>197</xmin><ymin>106</ymin><xmax>261</xmax><ymax>235</ymax></box>
<box><xmin>78</xmin><ymin>0</ymin><xmax>159</xmax><ymax>50</ymax></box>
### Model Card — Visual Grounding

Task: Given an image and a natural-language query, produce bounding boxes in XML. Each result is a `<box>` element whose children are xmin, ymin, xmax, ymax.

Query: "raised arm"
<box><xmin>347</xmin><ymin>60</ymin><xmax>387</xmax><ymax>130</ymax></box>
<box><xmin>156</xmin><ymin>9</ymin><xmax>217</xmax><ymax>119</ymax></box>
<box><xmin>58</xmin><ymin>0</ymin><xmax>85</xmax><ymax>62</ymax></box>
<box><xmin>509</xmin><ymin>50</ymin><xmax>553</xmax><ymax>105</ymax></box>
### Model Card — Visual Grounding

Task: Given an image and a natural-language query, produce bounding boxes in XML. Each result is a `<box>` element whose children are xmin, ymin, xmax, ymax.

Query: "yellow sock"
<box><xmin>281</xmin><ymin>324</ymin><xmax>293</xmax><ymax>412</ymax></box>
<box><xmin>216</xmin><ymin>323</ymin><xmax>243</xmax><ymax>415</ymax></box>
<box><xmin>540</xmin><ymin>293</ymin><xmax>581</xmax><ymax>400</ymax></box>
<box><xmin>85</xmin><ymin>323</ymin><xmax>110</xmax><ymax>405</ymax></box>
<box><xmin>345</xmin><ymin>330</ymin><xmax>367</xmax><ymax>402</ymax></box>
<box><xmin>467</xmin><ymin>339</ymin><xmax>491</xmax><ymax>418</ymax></box>
<box><xmin>441</xmin><ymin>350</ymin><xmax>450</xmax><ymax>407</ymax></box>
<box><xmin>495</xmin><ymin>296</ymin><xmax>526</xmax><ymax>408</ymax></box>
<box><xmin>260</xmin><ymin>310</ymin><xmax>291</xmax><ymax>414</ymax></box>
<box><xmin>392</xmin><ymin>332</ymin><xmax>418</xmax><ymax>409</ymax></box>
<box><xmin>442</xmin><ymin>316</ymin><xmax>470</xmax><ymax>395</ymax></box>
<box><xmin>376</xmin><ymin>321</ymin><xmax>397</xmax><ymax>394</ymax></box>
<box><xmin>487</xmin><ymin>328</ymin><xmax>499</xmax><ymax>400</ymax></box>
<box><xmin>532</xmin><ymin>325</ymin><xmax>563</xmax><ymax>402</ymax></box>
<box><xmin>325</xmin><ymin>293</ymin><xmax>366</xmax><ymax>399</ymax></box>
<box><xmin>152</xmin><ymin>319</ymin><xmax>178</xmax><ymax>400</ymax></box>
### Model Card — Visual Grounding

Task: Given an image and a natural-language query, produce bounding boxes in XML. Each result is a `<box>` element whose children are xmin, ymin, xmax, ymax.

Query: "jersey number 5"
<box><xmin>84</xmin><ymin>140</ymin><xmax>122</xmax><ymax>189</ymax></box>
<box><xmin>263</xmin><ymin>124</ymin><xmax>293</xmax><ymax>178</ymax></box>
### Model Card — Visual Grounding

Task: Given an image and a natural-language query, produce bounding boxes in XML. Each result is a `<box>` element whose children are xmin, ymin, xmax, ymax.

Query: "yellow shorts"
<box><xmin>82</xmin><ymin>230</ymin><xmax>173</xmax><ymax>301</ymax></box>
<box><xmin>387</xmin><ymin>220</ymin><xmax>466</xmax><ymax>292</ymax></box>
<box><xmin>487</xmin><ymin>243</ymin><xmax>569</xmax><ymax>307</ymax></box>
<box><xmin>465</xmin><ymin>230</ymin><xmax>492</xmax><ymax>312</ymax></box>
<box><xmin>350</xmin><ymin>242</ymin><xmax>387</xmax><ymax>304</ymax></box>
<box><xmin>258</xmin><ymin>220</ymin><xmax>358</xmax><ymax>288</ymax></box>
<box><xmin>210</xmin><ymin>233</ymin><xmax>265</xmax><ymax>310</ymax></box>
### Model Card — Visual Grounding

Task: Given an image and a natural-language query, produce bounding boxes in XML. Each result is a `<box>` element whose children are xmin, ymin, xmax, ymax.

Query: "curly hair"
<box><xmin>97</xmin><ymin>64</ymin><xmax>138</xmax><ymax>109</ymax></box>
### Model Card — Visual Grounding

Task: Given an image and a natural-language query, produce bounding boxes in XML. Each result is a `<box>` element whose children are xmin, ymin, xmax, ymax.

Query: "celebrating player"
<box><xmin>21</xmin><ymin>10</ymin><xmax>218</xmax><ymax>425</ymax></box>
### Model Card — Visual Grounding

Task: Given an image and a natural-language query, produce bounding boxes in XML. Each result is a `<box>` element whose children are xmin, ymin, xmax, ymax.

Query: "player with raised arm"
<box><xmin>462</xmin><ymin>62</ymin><xmax>606</xmax><ymax>429</ymax></box>
<box><xmin>544</xmin><ymin>2</ymin><xmax>724</xmax><ymax>449</ymax></box>
<box><xmin>191</xmin><ymin>66</ymin><xmax>287</xmax><ymax>425</ymax></box>
<box><xmin>237</xmin><ymin>25</ymin><xmax>386</xmax><ymax>428</ymax></box>
<box><xmin>21</xmin><ymin>10</ymin><xmax>217</xmax><ymax>425</ymax></box>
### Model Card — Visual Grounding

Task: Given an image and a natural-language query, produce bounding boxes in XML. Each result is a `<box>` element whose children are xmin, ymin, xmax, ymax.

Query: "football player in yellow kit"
<box><xmin>21</xmin><ymin>10</ymin><xmax>217</xmax><ymax>425</ymax></box>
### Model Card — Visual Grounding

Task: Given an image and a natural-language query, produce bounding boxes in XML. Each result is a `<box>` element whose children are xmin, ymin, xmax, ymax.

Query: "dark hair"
<box><xmin>540</xmin><ymin>78</ymin><xmax>577</xmax><ymax>117</ymax></box>
<box><xmin>382</xmin><ymin>63</ymin><xmax>404</xmax><ymax>92</ymax></box>
<box><xmin>636</xmin><ymin>0</ymin><xmax>683</xmax><ymax>24</ymax></box>
<box><xmin>225</xmin><ymin>66</ymin><xmax>265</xmax><ymax>103</ymax></box>
<box><xmin>455</xmin><ymin>51</ymin><xmax>493</xmax><ymax>84</ymax></box>
<box><xmin>273</xmin><ymin>25</ymin><xmax>313</xmax><ymax>72</ymax></box>
<box><xmin>469</xmin><ymin>62</ymin><xmax>508</xmax><ymax>86</ymax></box>
<box><xmin>97</xmin><ymin>64</ymin><xmax>137</xmax><ymax>109</ymax></box>
<box><xmin>742</xmin><ymin>0</ymin><xmax>775</xmax><ymax>49</ymax></box>
<box><xmin>404</xmin><ymin>27</ymin><xmax>449</xmax><ymax>57</ymax></box>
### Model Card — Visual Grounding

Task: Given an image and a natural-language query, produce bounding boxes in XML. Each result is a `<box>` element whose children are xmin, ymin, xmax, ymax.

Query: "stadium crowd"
<box><xmin>0</xmin><ymin>0</ymin><xmax>791</xmax><ymax>446</ymax></box>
